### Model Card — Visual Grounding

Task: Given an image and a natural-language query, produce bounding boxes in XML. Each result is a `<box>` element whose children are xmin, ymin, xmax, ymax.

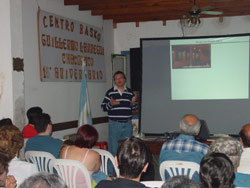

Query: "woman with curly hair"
<box><xmin>0</xmin><ymin>151</ymin><xmax>16</xmax><ymax>188</ymax></box>
<box><xmin>0</xmin><ymin>124</ymin><xmax>38</xmax><ymax>186</ymax></box>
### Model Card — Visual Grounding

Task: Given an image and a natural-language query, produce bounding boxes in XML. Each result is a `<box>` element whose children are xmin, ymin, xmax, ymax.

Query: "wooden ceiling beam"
<box><xmin>217</xmin><ymin>10</ymin><xmax>250</xmax><ymax>17</ymax></box>
<box><xmin>219</xmin><ymin>6</ymin><xmax>250</xmax><ymax>13</ymax></box>
<box><xmin>70</xmin><ymin>0</ymin><xmax>245</xmax><ymax>8</ymax></box>
<box><xmin>64</xmin><ymin>0</ymin><xmax>84</xmax><ymax>5</ymax></box>
<box><xmin>67</xmin><ymin>0</ymin><xmax>242</xmax><ymax>6</ymax></box>
<box><xmin>108</xmin><ymin>6</ymin><xmax>250</xmax><ymax>23</ymax></box>
<box><xmin>104</xmin><ymin>5</ymin><xmax>250</xmax><ymax>21</ymax></box>
<box><xmin>103</xmin><ymin>11</ymin><xmax>187</xmax><ymax>20</ymax></box>
<box><xmin>79</xmin><ymin>1</ymin><xmax>192</xmax><ymax>11</ymax></box>
<box><xmin>91</xmin><ymin>1</ymin><xmax>249</xmax><ymax>16</ymax></box>
<box><xmin>65</xmin><ymin>0</ymin><xmax>172</xmax><ymax>5</ymax></box>
<box><xmin>64</xmin><ymin>0</ymin><xmax>250</xmax><ymax>24</ymax></box>
<box><xmin>92</xmin><ymin>6</ymin><xmax>195</xmax><ymax>16</ymax></box>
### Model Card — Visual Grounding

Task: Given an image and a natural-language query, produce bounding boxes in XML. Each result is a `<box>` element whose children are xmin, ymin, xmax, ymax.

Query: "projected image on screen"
<box><xmin>171</xmin><ymin>36</ymin><xmax>249</xmax><ymax>100</ymax></box>
<box><xmin>172</xmin><ymin>44</ymin><xmax>211</xmax><ymax>69</ymax></box>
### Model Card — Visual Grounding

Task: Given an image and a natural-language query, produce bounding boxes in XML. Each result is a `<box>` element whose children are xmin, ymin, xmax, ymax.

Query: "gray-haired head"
<box><xmin>19</xmin><ymin>173</ymin><xmax>68</xmax><ymax>188</ymax></box>
<box><xmin>179</xmin><ymin>114</ymin><xmax>201</xmax><ymax>136</ymax></box>
<box><xmin>208</xmin><ymin>136</ymin><xmax>243</xmax><ymax>169</ymax></box>
<box><xmin>161</xmin><ymin>175</ymin><xmax>200</xmax><ymax>188</ymax></box>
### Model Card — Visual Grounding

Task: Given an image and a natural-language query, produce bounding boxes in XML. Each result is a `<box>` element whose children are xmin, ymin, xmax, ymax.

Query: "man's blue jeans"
<box><xmin>108</xmin><ymin>119</ymin><xmax>132</xmax><ymax>157</ymax></box>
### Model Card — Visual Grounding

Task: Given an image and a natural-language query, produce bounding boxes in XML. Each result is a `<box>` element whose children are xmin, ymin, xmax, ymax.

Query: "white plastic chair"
<box><xmin>140</xmin><ymin>181</ymin><xmax>164</xmax><ymax>188</ymax></box>
<box><xmin>92</xmin><ymin>148</ymin><xmax>120</xmax><ymax>177</ymax></box>
<box><xmin>159</xmin><ymin>160</ymin><xmax>200</xmax><ymax>181</ymax></box>
<box><xmin>18</xmin><ymin>138</ymin><xmax>28</xmax><ymax>161</ymax></box>
<box><xmin>25</xmin><ymin>151</ymin><xmax>56</xmax><ymax>173</ymax></box>
<box><xmin>50</xmin><ymin>159</ymin><xmax>92</xmax><ymax>188</ymax></box>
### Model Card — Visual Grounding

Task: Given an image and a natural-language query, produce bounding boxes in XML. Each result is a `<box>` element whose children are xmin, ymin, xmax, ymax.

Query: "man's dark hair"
<box><xmin>27</xmin><ymin>107</ymin><xmax>43</xmax><ymax>124</ymax></box>
<box><xmin>200</xmin><ymin>152</ymin><xmax>235</xmax><ymax>188</ymax></box>
<box><xmin>116</xmin><ymin>137</ymin><xmax>149</xmax><ymax>179</ymax></box>
<box><xmin>113</xmin><ymin>71</ymin><xmax>126</xmax><ymax>80</ymax></box>
<box><xmin>0</xmin><ymin>118</ymin><xmax>13</xmax><ymax>127</ymax></box>
<box><xmin>34</xmin><ymin>113</ymin><xmax>51</xmax><ymax>133</ymax></box>
<box><xmin>161</xmin><ymin>175</ymin><xmax>200</xmax><ymax>188</ymax></box>
<box><xmin>239</xmin><ymin>129</ymin><xmax>250</xmax><ymax>147</ymax></box>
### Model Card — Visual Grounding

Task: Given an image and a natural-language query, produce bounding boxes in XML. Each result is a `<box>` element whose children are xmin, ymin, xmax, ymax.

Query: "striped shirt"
<box><xmin>161</xmin><ymin>134</ymin><xmax>209</xmax><ymax>156</ymax></box>
<box><xmin>101</xmin><ymin>86</ymin><xmax>136</xmax><ymax>122</ymax></box>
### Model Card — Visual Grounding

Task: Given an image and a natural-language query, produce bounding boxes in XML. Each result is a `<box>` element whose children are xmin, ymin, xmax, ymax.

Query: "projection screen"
<box><xmin>140</xmin><ymin>34</ymin><xmax>250</xmax><ymax>135</ymax></box>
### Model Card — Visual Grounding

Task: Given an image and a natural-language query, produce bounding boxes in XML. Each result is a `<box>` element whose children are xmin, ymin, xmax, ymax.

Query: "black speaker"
<box><xmin>130</xmin><ymin>48</ymin><xmax>142</xmax><ymax>91</ymax></box>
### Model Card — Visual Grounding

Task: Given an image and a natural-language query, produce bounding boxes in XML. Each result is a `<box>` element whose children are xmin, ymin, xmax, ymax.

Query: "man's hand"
<box><xmin>5</xmin><ymin>175</ymin><xmax>16</xmax><ymax>188</ymax></box>
<box><xmin>110</xmin><ymin>97</ymin><xmax>120</xmax><ymax>106</ymax></box>
<box><xmin>131</xmin><ymin>96</ymin><xmax>137</xmax><ymax>105</ymax></box>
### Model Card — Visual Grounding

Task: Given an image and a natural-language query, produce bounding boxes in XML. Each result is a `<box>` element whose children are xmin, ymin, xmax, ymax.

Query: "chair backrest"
<box><xmin>92</xmin><ymin>148</ymin><xmax>120</xmax><ymax>177</ymax></box>
<box><xmin>159</xmin><ymin>160</ymin><xmax>200</xmax><ymax>181</ymax></box>
<box><xmin>25</xmin><ymin>151</ymin><xmax>56</xmax><ymax>173</ymax></box>
<box><xmin>140</xmin><ymin>181</ymin><xmax>164</xmax><ymax>188</ymax></box>
<box><xmin>18</xmin><ymin>138</ymin><xmax>28</xmax><ymax>161</ymax></box>
<box><xmin>50</xmin><ymin>159</ymin><xmax>92</xmax><ymax>188</ymax></box>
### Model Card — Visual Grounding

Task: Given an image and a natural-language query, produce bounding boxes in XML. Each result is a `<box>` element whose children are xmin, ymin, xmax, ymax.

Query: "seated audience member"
<box><xmin>19</xmin><ymin>173</ymin><xmax>68</xmax><ymax>188</ymax></box>
<box><xmin>0</xmin><ymin>118</ymin><xmax>13</xmax><ymax>127</ymax></box>
<box><xmin>22</xmin><ymin>106</ymin><xmax>42</xmax><ymax>138</ymax></box>
<box><xmin>25</xmin><ymin>113</ymin><xmax>62</xmax><ymax>158</ymax></box>
<box><xmin>159</xmin><ymin>114</ymin><xmax>209</xmax><ymax>181</ymax></box>
<box><xmin>161</xmin><ymin>175</ymin><xmax>200</xmax><ymax>188</ymax></box>
<box><xmin>96</xmin><ymin>137</ymin><xmax>150</xmax><ymax>188</ymax></box>
<box><xmin>0</xmin><ymin>125</ymin><xmax>38</xmax><ymax>186</ymax></box>
<box><xmin>238</xmin><ymin>123</ymin><xmax>250</xmax><ymax>174</ymax></box>
<box><xmin>208</xmin><ymin>136</ymin><xmax>250</xmax><ymax>187</ymax></box>
<box><xmin>0</xmin><ymin>151</ymin><xmax>16</xmax><ymax>188</ymax></box>
<box><xmin>200</xmin><ymin>153</ymin><xmax>235</xmax><ymax>188</ymax></box>
<box><xmin>60</xmin><ymin>124</ymin><xmax>108</xmax><ymax>185</ymax></box>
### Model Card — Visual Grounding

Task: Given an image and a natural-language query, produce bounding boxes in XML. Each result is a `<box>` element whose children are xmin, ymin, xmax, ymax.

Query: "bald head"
<box><xmin>179</xmin><ymin>114</ymin><xmax>201</xmax><ymax>136</ymax></box>
<box><xmin>239</xmin><ymin>124</ymin><xmax>250</xmax><ymax>147</ymax></box>
<box><xmin>184</xmin><ymin>115</ymin><xmax>198</xmax><ymax>126</ymax></box>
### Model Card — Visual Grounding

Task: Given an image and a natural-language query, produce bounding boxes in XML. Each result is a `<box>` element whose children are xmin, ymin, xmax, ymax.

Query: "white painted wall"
<box><xmin>0</xmin><ymin>0</ymin><xmax>14</xmax><ymax>120</ymax></box>
<box><xmin>114</xmin><ymin>16</ymin><xmax>250</xmax><ymax>53</ymax></box>
<box><xmin>10</xmin><ymin>0</ymin><xmax>26</xmax><ymax>129</ymax></box>
<box><xmin>22</xmin><ymin>0</ymin><xmax>114</xmax><ymax>140</ymax></box>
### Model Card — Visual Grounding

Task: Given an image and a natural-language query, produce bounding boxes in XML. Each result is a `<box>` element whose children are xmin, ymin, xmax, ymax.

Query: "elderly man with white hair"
<box><xmin>208</xmin><ymin>136</ymin><xmax>250</xmax><ymax>187</ymax></box>
<box><xmin>159</xmin><ymin>114</ymin><xmax>209</xmax><ymax>181</ymax></box>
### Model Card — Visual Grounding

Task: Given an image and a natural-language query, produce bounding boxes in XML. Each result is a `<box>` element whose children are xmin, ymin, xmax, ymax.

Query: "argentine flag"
<box><xmin>78</xmin><ymin>57</ymin><xmax>92</xmax><ymax>127</ymax></box>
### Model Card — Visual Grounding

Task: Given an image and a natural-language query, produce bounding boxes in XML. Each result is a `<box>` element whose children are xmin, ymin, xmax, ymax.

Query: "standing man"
<box><xmin>101</xmin><ymin>71</ymin><xmax>137</xmax><ymax>156</ymax></box>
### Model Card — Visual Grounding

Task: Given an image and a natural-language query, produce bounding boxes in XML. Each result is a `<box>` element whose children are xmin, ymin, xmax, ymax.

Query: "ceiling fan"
<box><xmin>187</xmin><ymin>0</ymin><xmax>223</xmax><ymax>26</ymax></box>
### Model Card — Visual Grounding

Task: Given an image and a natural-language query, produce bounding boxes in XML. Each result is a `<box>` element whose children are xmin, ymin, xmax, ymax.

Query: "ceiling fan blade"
<box><xmin>200</xmin><ymin>6</ymin><xmax>217</xmax><ymax>11</ymax></box>
<box><xmin>201</xmin><ymin>11</ymin><xmax>223</xmax><ymax>15</ymax></box>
